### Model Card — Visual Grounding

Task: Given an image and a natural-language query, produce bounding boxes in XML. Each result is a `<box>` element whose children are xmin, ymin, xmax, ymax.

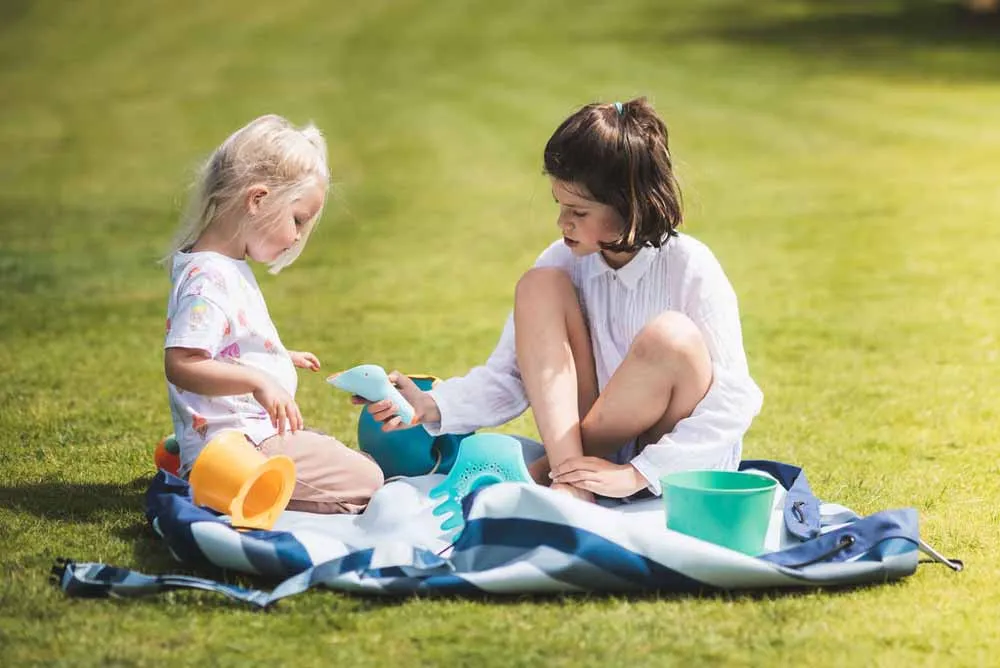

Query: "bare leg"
<box><xmin>514</xmin><ymin>268</ymin><xmax>598</xmax><ymax>494</ymax></box>
<box><xmin>514</xmin><ymin>268</ymin><xmax>713</xmax><ymax>497</ymax></box>
<box><xmin>581</xmin><ymin>311</ymin><xmax>713</xmax><ymax>458</ymax></box>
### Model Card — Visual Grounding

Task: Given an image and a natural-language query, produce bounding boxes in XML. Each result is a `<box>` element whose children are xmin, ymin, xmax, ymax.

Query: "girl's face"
<box><xmin>246</xmin><ymin>182</ymin><xmax>326</xmax><ymax>264</ymax></box>
<box><xmin>551</xmin><ymin>179</ymin><xmax>633</xmax><ymax>267</ymax></box>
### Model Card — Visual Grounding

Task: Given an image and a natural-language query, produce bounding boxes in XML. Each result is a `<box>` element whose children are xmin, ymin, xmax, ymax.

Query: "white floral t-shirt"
<box><xmin>164</xmin><ymin>251</ymin><xmax>297</xmax><ymax>476</ymax></box>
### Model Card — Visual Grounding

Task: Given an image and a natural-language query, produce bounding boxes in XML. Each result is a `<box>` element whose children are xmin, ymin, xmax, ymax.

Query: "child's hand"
<box><xmin>253</xmin><ymin>379</ymin><xmax>304</xmax><ymax>435</ymax></box>
<box><xmin>550</xmin><ymin>482</ymin><xmax>596</xmax><ymax>504</ymax></box>
<box><xmin>289</xmin><ymin>351</ymin><xmax>321</xmax><ymax>371</ymax></box>
<box><xmin>351</xmin><ymin>370</ymin><xmax>442</xmax><ymax>431</ymax></box>
<box><xmin>549</xmin><ymin>458</ymin><xmax>646</xmax><ymax>498</ymax></box>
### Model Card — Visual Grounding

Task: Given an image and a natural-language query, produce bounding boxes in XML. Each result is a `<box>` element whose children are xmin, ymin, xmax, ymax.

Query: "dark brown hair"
<box><xmin>543</xmin><ymin>97</ymin><xmax>682</xmax><ymax>253</ymax></box>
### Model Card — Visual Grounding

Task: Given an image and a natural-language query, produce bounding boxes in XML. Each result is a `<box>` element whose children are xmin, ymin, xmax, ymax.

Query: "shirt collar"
<box><xmin>586</xmin><ymin>245</ymin><xmax>659</xmax><ymax>290</ymax></box>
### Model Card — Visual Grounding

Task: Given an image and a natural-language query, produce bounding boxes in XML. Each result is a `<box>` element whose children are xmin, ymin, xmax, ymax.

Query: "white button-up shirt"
<box><xmin>425</xmin><ymin>233</ymin><xmax>763</xmax><ymax>494</ymax></box>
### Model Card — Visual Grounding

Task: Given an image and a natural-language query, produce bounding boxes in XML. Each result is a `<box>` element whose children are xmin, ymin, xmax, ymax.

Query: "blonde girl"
<box><xmin>163</xmin><ymin>115</ymin><xmax>383</xmax><ymax>514</ymax></box>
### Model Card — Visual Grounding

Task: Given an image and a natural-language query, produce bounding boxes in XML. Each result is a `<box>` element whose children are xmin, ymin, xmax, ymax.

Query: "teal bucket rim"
<box><xmin>661</xmin><ymin>469</ymin><xmax>777</xmax><ymax>494</ymax></box>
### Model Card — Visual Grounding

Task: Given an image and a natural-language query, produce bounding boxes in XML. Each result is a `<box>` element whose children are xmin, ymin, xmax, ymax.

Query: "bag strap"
<box><xmin>740</xmin><ymin>459</ymin><xmax>821</xmax><ymax>540</ymax></box>
<box><xmin>51</xmin><ymin>558</ymin><xmax>273</xmax><ymax>608</ymax></box>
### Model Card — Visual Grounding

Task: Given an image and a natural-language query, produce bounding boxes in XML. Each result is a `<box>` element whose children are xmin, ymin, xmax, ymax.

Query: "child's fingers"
<box><xmin>382</xmin><ymin>416</ymin><xmax>403</xmax><ymax>432</ymax></box>
<box><xmin>351</xmin><ymin>395</ymin><xmax>369</xmax><ymax>406</ymax></box>
<box><xmin>370</xmin><ymin>403</ymin><xmax>397</xmax><ymax>423</ymax></box>
<box><xmin>365</xmin><ymin>400</ymin><xmax>391</xmax><ymax>415</ymax></box>
<box><xmin>275</xmin><ymin>402</ymin><xmax>287</xmax><ymax>435</ymax></box>
<box><xmin>390</xmin><ymin>371</ymin><xmax>418</xmax><ymax>395</ymax></box>
<box><xmin>551</xmin><ymin>470</ymin><xmax>599</xmax><ymax>485</ymax></box>
<box><xmin>549</xmin><ymin>457</ymin><xmax>599</xmax><ymax>478</ymax></box>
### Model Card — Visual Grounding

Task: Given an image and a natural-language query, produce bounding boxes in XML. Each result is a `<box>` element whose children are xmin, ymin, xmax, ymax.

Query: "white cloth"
<box><xmin>425</xmin><ymin>234</ymin><xmax>764</xmax><ymax>494</ymax></box>
<box><xmin>164</xmin><ymin>251</ymin><xmax>297</xmax><ymax>476</ymax></box>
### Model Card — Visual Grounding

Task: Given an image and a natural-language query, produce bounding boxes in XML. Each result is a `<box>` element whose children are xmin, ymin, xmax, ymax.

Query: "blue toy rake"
<box><xmin>429</xmin><ymin>433</ymin><xmax>534</xmax><ymax>533</ymax></box>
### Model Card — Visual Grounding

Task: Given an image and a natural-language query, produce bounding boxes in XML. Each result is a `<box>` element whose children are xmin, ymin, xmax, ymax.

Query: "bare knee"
<box><xmin>631</xmin><ymin>312</ymin><xmax>709</xmax><ymax>368</ymax></box>
<box><xmin>514</xmin><ymin>267</ymin><xmax>574</xmax><ymax>306</ymax></box>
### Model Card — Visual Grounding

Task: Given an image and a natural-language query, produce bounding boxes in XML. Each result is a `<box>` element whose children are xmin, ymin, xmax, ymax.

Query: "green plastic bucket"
<box><xmin>661</xmin><ymin>470</ymin><xmax>777</xmax><ymax>555</ymax></box>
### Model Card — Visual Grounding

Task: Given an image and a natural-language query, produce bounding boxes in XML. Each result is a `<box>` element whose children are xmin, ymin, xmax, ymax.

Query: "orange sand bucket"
<box><xmin>188</xmin><ymin>431</ymin><xmax>296</xmax><ymax>530</ymax></box>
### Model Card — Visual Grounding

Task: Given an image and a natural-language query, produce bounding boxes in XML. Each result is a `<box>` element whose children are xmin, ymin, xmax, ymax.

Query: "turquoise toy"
<box><xmin>328</xmin><ymin>364</ymin><xmax>417</xmax><ymax>426</ymax></box>
<box><xmin>429</xmin><ymin>433</ymin><xmax>534</xmax><ymax>533</ymax></box>
<box><xmin>356</xmin><ymin>376</ymin><xmax>466</xmax><ymax>478</ymax></box>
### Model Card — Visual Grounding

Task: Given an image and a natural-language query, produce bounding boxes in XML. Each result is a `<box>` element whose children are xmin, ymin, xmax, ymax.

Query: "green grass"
<box><xmin>3</xmin><ymin>0</ymin><xmax>1000</xmax><ymax>664</ymax></box>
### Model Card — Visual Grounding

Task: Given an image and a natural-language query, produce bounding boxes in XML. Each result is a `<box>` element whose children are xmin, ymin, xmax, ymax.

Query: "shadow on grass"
<box><xmin>366</xmin><ymin>576</ymin><xmax>911</xmax><ymax>609</ymax></box>
<box><xmin>0</xmin><ymin>477</ymin><xmax>150</xmax><ymax>521</ymax></box>
<box><xmin>540</xmin><ymin>580</ymin><xmax>900</xmax><ymax>602</ymax></box>
<box><xmin>634</xmin><ymin>0</ymin><xmax>1000</xmax><ymax>82</ymax></box>
<box><xmin>0</xmin><ymin>476</ymin><xmax>198</xmax><ymax>577</ymax></box>
<box><xmin>101</xmin><ymin>580</ymin><xmax>901</xmax><ymax>612</ymax></box>
<box><xmin>55</xmin><ymin>565</ymin><xmax>894</xmax><ymax>612</ymax></box>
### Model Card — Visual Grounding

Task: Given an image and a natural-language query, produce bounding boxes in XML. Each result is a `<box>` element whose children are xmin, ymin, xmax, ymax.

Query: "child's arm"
<box><xmin>165</xmin><ymin>347</ymin><xmax>304</xmax><ymax>433</ymax></box>
<box><xmin>362</xmin><ymin>319</ymin><xmax>525</xmax><ymax>434</ymax></box>
<box><xmin>166</xmin><ymin>347</ymin><xmax>268</xmax><ymax>395</ymax></box>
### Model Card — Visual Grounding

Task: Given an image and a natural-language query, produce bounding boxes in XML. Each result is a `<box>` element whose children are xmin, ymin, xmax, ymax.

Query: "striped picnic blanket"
<box><xmin>53</xmin><ymin>456</ymin><xmax>960</xmax><ymax>607</ymax></box>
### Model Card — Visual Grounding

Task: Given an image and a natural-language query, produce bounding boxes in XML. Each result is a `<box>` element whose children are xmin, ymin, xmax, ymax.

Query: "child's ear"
<box><xmin>245</xmin><ymin>184</ymin><xmax>269</xmax><ymax>216</ymax></box>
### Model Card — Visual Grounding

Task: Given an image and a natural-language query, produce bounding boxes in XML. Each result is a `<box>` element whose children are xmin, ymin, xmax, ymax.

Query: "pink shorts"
<box><xmin>257</xmin><ymin>430</ymin><xmax>384</xmax><ymax>515</ymax></box>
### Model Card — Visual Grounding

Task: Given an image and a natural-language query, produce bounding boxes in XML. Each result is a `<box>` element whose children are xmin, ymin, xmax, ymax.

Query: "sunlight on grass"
<box><xmin>2</xmin><ymin>0</ymin><xmax>1000</xmax><ymax>665</ymax></box>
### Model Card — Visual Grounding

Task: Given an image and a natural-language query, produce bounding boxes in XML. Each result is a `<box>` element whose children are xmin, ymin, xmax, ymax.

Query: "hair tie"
<box><xmin>614</xmin><ymin>101</ymin><xmax>624</xmax><ymax>116</ymax></box>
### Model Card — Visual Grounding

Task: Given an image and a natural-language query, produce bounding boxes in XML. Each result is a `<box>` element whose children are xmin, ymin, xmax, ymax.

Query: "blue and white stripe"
<box><xmin>53</xmin><ymin>459</ymin><xmax>958</xmax><ymax>607</ymax></box>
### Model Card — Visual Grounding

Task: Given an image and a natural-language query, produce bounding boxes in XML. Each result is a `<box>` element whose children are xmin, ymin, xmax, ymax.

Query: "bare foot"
<box><xmin>528</xmin><ymin>457</ymin><xmax>552</xmax><ymax>486</ymax></box>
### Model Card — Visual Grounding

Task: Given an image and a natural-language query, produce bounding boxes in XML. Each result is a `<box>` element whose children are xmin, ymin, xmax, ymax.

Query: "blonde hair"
<box><xmin>166</xmin><ymin>114</ymin><xmax>330</xmax><ymax>274</ymax></box>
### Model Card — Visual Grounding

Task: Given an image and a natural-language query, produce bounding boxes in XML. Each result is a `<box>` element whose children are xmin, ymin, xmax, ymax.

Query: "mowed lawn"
<box><xmin>2</xmin><ymin>0</ymin><xmax>1000</xmax><ymax>665</ymax></box>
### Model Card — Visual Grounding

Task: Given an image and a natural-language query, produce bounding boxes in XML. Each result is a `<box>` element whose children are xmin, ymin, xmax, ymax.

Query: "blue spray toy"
<box><xmin>328</xmin><ymin>366</ymin><xmax>463</xmax><ymax>477</ymax></box>
<box><xmin>327</xmin><ymin>364</ymin><xmax>417</xmax><ymax>426</ymax></box>
<box><xmin>328</xmin><ymin>364</ymin><xmax>534</xmax><ymax>534</ymax></box>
